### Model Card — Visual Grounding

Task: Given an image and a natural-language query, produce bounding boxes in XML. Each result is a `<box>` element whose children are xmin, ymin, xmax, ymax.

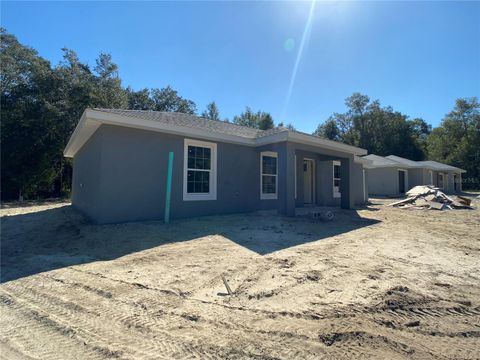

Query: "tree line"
<box><xmin>314</xmin><ymin>93</ymin><xmax>479</xmax><ymax>189</ymax></box>
<box><xmin>0</xmin><ymin>29</ymin><xmax>276</xmax><ymax>200</ymax></box>
<box><xmin>1</xmin><ymin>28</ymin><xmax>478</xmax><ymax>200</ymax></box>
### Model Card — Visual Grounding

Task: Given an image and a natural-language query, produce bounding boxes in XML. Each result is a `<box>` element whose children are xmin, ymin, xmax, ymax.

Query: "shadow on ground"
<box><xmin>1</xmin><ymin>205</ymin><xmax>380</xmax><ymax>283</ymax></box>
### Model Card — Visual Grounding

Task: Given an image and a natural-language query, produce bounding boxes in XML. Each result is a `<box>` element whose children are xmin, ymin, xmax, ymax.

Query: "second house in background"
<box><xmin>364</xmin><ymin>154</ymin><xmax>465</xmax><ymax>197</ymax></box>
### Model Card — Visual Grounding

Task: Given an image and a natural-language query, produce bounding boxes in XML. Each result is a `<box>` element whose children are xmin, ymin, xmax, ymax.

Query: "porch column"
<box><xmin>340</xmin><ymin>157</ymin><xmax>354</xmax><ymax>209</ymax></box>
<box><xmin>279</xmin><ymin>143</ymin><xmax>296</xmax><ymax>216</ymax></box>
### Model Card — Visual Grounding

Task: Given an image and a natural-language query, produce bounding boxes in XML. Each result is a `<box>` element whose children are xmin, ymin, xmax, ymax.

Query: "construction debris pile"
<box><xmin>388</xmin><ymin>185</ymin><xmax>474</xmax><ymax>210</ymax></box>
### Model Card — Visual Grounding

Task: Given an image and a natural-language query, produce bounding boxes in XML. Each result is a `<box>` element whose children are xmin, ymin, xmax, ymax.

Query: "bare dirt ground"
<box><xmin>1</xmin><ymin>196</ymin><xmax>479</xmax><ymax>359</ymax></box>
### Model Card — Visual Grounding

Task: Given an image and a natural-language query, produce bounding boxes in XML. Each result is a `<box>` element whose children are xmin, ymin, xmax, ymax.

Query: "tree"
<box><xmin>257</xmin><ymin>113</ymin><xmax>274</xmax><ymax>130</ymax></box>
<box><xmin>313</xmin><ymin>119</ymin><xmax>340</xmax><ymax>140</ymax></box>
<box><xmin>427</xmin><ymin>98</ymin><xmax>480</xmax><ymax>189</ymax></box>
<box><xmin>201</xmin><ymin>101</ymin><xmax>220</xmax><ymax>120</ymax></box>
<box><xmin>126</xmin><ymin>87</ymin><xmax>155</xmax><ymax>110</ymax></box>
<box><xmin>233</xmin><ymin>107</ymin><xmax>274</xmax><ymax>130</ymax></box>
<box><xmin>151</xmin><ymin>86</ymin><xmax>197</xmax><ymax>114</ymax></box>
<box><xmin>313</xmin><ymin>93</ymin><xmax>428</xmax><ymax>160</ymax></box>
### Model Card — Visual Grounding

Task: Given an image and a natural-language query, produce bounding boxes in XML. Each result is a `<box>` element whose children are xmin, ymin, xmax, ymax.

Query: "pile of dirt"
<box><xmin>388</xmin><ymin>185</ymin><xmax>474</xmax><ymax>210</ymax></box>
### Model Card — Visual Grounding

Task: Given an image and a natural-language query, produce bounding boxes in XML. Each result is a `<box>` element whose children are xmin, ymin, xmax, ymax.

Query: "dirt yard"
<box><xmin>1</xmin><ymin>197</ymin><xmax>479</xmax><ymax>359</ymax></box>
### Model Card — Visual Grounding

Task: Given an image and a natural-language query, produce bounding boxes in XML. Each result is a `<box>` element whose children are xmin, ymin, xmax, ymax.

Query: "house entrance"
<box><xmin>303</xmin><ymin>159</ymin><xmax>315</xmax><ymax>205</ymax></box>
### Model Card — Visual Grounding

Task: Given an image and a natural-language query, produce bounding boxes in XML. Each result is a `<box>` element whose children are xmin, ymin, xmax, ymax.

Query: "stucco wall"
<box><xmin>71</xmin><ymin>130</ymin><xmax>103</xmax><ymax>220</ymax></box>
<box><xmin>72</xmin><ymin>125</ymin><xmax>365</xmax><ymax>223</ymax></box>
<box><xmin>92</xmin><ymin>125</ymin><xmax>287</xmax><ymax>223</ymax></box>
<box><xmin>367</xmin><ymin>167</ymin><xmax>403</xmax><ymax>196</ymax></box>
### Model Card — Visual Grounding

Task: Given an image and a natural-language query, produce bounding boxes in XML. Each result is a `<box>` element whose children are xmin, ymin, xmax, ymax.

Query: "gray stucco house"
<box><xmin>364</xmin><ymin>154</ymin><xmax>465</xmax><ymax>196</ymax></box>
<box><xmin>64</xmin><ymin>109</ymin><xmax>369</xmax><ymax>223</ymax></box>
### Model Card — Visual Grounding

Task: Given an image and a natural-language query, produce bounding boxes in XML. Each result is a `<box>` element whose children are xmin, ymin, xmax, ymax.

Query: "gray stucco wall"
<box><xmin>79</xmin><ymin>125</ymin><xmax>287</xmax><ymax>223</ymax></box>
<box><xmin>367</xmin><ymin>167</ymin><xmax>406</xmax><ymax>196</ymax></box>
<box><xmin>71</xmin><ymin>130</ymin><xmax>103</xmax><ymax>221</ymax></box>
<box><xmin>72</xmin><ymin>125</ymin><xmax>365</xmax><ymax>223</ymax></box>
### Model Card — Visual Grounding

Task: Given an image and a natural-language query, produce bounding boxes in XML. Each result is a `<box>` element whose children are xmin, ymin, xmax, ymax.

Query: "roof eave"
<box><xmin>287</xmin><ymin>132</ymin><xmax>367</xmax><ymax>156</ymax></box>
<box><xmin>64</xmin><ymin>109</ymin><xmax>369</xmax><ymax>158</ymax></box>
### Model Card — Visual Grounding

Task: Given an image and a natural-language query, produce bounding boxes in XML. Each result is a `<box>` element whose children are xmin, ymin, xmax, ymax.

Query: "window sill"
<box><xmin>261</xmin><ymin>194</ymin><xmax>278</xmax><ymax>200</ymax></box>
<box><xmin>183</xmin><ymin>194</ymin><xmax>217</xmax><ymax>201</ymax></box>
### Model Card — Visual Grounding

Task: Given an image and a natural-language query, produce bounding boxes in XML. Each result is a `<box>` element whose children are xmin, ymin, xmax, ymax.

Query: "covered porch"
<box><xmin>265</xmin><ymin>141</ymin><xmax>366</xmax><ymax>217</ymax></box>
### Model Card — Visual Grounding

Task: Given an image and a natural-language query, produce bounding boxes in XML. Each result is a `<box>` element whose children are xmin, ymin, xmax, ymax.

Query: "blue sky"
<box><xmin>2</xmin><ymin>1</ymin><xmax>479</xmax><ymax>132</ymax></box>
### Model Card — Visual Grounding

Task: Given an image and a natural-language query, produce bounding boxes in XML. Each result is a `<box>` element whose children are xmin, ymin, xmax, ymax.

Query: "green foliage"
<box><xmin>233</xmin><ymin>107</ymin><xmax>274</xmax><ymax>130</ymax></box>
<box><xmin>313</xmin><ymin>119</ymin><xmax>340</xmax><ymax>140</ymax></box>
<box><xmin>0</xmin><ymin>29</ymin><xmax>197</xmax><ymax>200</ymax></box>
<box><xmin>314</xmin><ymin>93</ymin><xmax>430</xmax><ymax>160</ymax></box>
<box><xmin>125</xmin><ymin>86</ymin><xmax>197</xmax><ymax>114</ymax></box>
<box><xmin>427</xmin><ymin>98</ymin><xmax>480</xmax><ymax>189</ymax></box>
<box><xmin>151</xmin><ymin>86</ymin><xmax>196</xmax><ymax>114</ymax></box>
<box><xmin>201</xmin><ymin>101</ymin><xmax>220</xmax><ymax>121</ymax></box>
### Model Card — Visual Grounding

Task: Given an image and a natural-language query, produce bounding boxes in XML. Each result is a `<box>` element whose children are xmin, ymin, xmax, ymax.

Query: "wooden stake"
<box><xmin>221</xmin><ymin>275</ymin><xmax>233</xmax><ymax>296</ymax></box>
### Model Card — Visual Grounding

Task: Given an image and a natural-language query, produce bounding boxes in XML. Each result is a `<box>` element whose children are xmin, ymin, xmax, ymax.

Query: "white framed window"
<box><xmin>183</xmin><ymin>139</ymin><xmax>217</xmax><ymax>201</ymax></box>
<box><xmin>260</xmin><ymin>151</ymin><xmax>278</xmax><ymax>200</ymax></box>
<box><xmin>428</xmin><ymin>170</ymin><xmax>433</xmax><ymax>185</ymax></box>
<box><xmin>333</xmin><ymin>161</ymin><xmax>341</xmax><ymax>198</ymax></box>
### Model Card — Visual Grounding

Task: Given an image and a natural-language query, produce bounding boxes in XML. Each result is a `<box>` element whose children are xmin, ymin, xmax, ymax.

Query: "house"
<box><xmin>364</xmin><ymin>154</ymin><xmax>465</xmax><ymax>196</ymax></box>
<box><xmin>64</xmin><ymin>109</ymin><xmax>369</xmax><ymax>223</ymax></box>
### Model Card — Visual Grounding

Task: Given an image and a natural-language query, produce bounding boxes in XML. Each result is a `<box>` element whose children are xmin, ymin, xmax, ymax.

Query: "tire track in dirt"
<box><xmin>3</xmin><ymin>275</ymin><xmax>327</xmax><ymax>360</ymax></box>
<box><xmin>0</xmin><ymin>293</ymin><xmax>109</xmax><ymax>360</ymax></box>
<box><xmin>61</xmin><ymin>266</ymin><xmax>480</xmax><ymax>359</ymax></box>
<box><xmin>0</xmin><ymin>285</ymin><xmax>213</xmax><ymax>360</ymax></box>
<box><xmin>45</xmin><ymin>269</ymin><xmax>469</xmax><ymax>359</ymax></box>
<box><xmin>42</xmin><ymin>273</ymin><xmax>326</xmax><ymax>359</ymax></box>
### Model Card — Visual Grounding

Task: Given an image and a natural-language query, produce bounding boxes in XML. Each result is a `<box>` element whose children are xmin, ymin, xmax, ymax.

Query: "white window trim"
<box><xmin>260</xmin><ymin>151</ymin><xmax>278</xmax><ymax>200</ymax></box>
<box><xmin>183</xmin><ymin>138</ymin><xmax>217</xmax><ymax>201</ymax></box>
<box><xmin>333</xmin><ymin>161</ymin><xmax>341</xmax><ymax>198</ymax></box>
<box><xmin>428</xmin><ymin>170</ymin><xmax>433</xmax><ymax>185</ymax></box>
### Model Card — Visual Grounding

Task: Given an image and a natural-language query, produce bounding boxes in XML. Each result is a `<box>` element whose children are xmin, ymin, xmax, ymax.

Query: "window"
<box><xmin>183</xmin><ymin>139</ymin><xmax>217</xmax><ymax>201</ymax></box>
<box><xmin>333</xmin><ymin>161</ymin><xmax>341</xmax><ymax>198</ymax></box>
<box><xmin>261</xmin><ymin>151</ymin><xmax>278</xmax><ymax>199</ymax></box>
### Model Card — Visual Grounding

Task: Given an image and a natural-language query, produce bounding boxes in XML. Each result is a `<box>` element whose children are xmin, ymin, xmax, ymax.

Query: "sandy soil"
<box><xmin>1</xmin><ymin>197</ymin><xmax>479</xmax><ymax>359</ymax></box>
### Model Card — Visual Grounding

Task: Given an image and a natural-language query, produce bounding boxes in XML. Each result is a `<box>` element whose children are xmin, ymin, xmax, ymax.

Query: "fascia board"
<box><xmin>287</xmin><ymin>132</ymin><xmax>367</xmax><ymax>156</ymax></box>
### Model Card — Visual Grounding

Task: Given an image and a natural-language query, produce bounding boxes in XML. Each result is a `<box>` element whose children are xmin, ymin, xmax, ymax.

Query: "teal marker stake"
<box><xmin>164</xmin><ymin>152</ymin><xmax>174</xmax><ymax>224</ymax></box>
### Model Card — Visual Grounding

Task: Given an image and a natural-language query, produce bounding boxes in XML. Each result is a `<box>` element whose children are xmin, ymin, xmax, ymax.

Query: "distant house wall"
<box><xmin>352</xmin><ymin>162</ymin><xmax>367</xmax><ymax>205</ymax></box>
<box><xmin>408</xmin><ymin>168</ymin><xmax>425</xmax><ymax>188</ymax></box>
<box><xmin>367</xmin><ymin>167</ymin><xmax>404</xmax><ymax>196</ymax></box>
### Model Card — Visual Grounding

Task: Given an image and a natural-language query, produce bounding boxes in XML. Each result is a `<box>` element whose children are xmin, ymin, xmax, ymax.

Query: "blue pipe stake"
<box><xmin>164</xmin><ymin>152</ymin><xmax>174</xmax><ymax>224</ymax></box>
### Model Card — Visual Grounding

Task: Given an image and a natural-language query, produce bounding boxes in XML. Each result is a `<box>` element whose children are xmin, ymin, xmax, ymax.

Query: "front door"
<box><xmin>303</xmin><ymin>160</ymin><xmax>314</xmax><ymax>205</ymax></box>
<box><xmin>398</xmin><ymin>170</ymin><xmax>406</xmax><ymax>194</ymax></box>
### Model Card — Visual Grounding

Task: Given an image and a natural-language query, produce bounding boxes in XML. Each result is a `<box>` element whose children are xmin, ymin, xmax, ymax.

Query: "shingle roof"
<box><xmin>386</xmin><ymin>155</ymin><xmax>423</xmax><ymax>168</ymax></box>
<box><xmin>64</xmin><ymin>108</ymin><xmax>368</xmax><ymax>157</ymax></box>
<box><xmin>94</xmin><ymin>108</ymin><xmax>288</xmax><ymax>139</ymax></box>
<box><xmin>363</xmin><ymin>154</ymin><xmax>402</xmax><ymax>167</ymax></box>
<box><xmin>417</xmin><ymin>160</ymin><xmax>465</xmax><ymax>172</ymax></box>
<box><xmin>364</xmin><ymin>154</ymin><xmax>465</xmax><ymax>172</ymax></box>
